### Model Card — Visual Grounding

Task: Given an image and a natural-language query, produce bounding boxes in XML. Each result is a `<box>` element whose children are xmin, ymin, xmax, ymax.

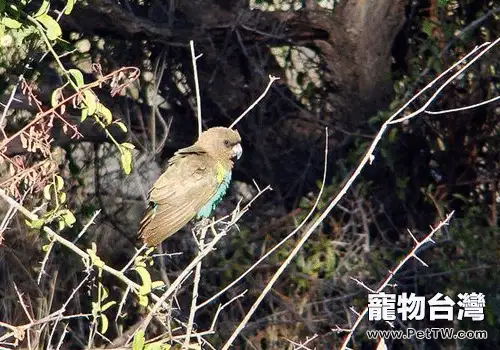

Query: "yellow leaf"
<box><xmin>100</xmin><ymin>314</ymin><xmax>109</xmax><ymax>334</ymax></box>
<box><xmin>42</xmin><ymin>243</ymin><xmax>52</xmax><ymax>252</ymax></box>
<box><xmin>97</xmin><ymin>104</ymin><xmax>112</xmax><ymax>125</ymax></box>
<box><xmin>26</xmin><ymin>218</ymin><xmax>45</xmax><ymax>229</ymax></box>
<box><xmin>83</xmin><ymin>90</ymin><xmax>97</xmax><ymax>115</ymax></box>
<box><xmin>51</xmin><ymin>89</ymin><xmax>61</xmax><ymax>108</ymax></box>
<box><xmin>34</xmin><ymin>0</ymin><xmax>50</xmax><ymax>18</ymax></box>
<box><xmin>135</xmin><ymin>266</ymin><xmax>152</xmax><ymax>295</ymax></box>
<box><xmin>120</xmin><ymin>142</ymin><xmax>135</xmax><ymax>150</ymax></box>
<box><xmin>58</xmin><ymin>191</ymin><xmax>67</xmax><ymax>204</ymax></box>
<box><xmin>55</xmin><ymin>175</ymin><xmax>64</xmax><ymax>190</ymax></box>
<box><xmin>2</xmin><ymin>17</ymin><xmax>22</xmax><ymax>29</ymax></box>
<box><xmin>120</xmin><ymin>148</ymin><xmax>133</xmax><ymax>175</ymax></box>
<box><xmin>138</xmin><ymin>294</ymin><xmax>149</xmax><ymax>307</ymax></box>
<box><xmin>36</xmin><ymin>14</ymin><xmax>62</xmax><ymax>40</ymax></box>
<box><xmin>101</xmin><ymin>301</ymin><xmax>116</xmax><ymax>312</ymax></box>
<box><xmin>87</xmin><ymin>247</ymin><xmax>105</xmax><ymax>268</ymax></box>
<box><xmin>64</xmin><ymin>0</ymin><xmax>75</xmax><ymax>15</ymax></box>
<box><xmin>151</xmin><ymin>281</ymin><xmax>165</xmax><ymax>289</ymax></box>
<box><xmin>100</xmin><ymin>284</ymin><xmax>109</xmax><ymax>300</ymax></box>
<box><xmin>115</xmin><ymin>121</ymin><xmax>128</xmax><ymax>133</ymax></box>
<box><xmin>57</xmin><ymin>218</ymin><xmax>65</xmax><ymax>231</ymax></box>
<box><xmin>81</xmin><ymin>108</ymin><xmax>89</xmax><ymax>122</ymax></box>
<box><xmin>43</xmin><ymin>184</ymin><xmax>52</xmax><ymax>200</ymax></box>
<box><xmin>68</xmin><ymin>68</ymin><xmax>84</xmax><ymax>87</ymax></box>
<box><xmin>132</xmin><ymin>330</ymin><xmax>145</xmax><ymax>350</ymax></box>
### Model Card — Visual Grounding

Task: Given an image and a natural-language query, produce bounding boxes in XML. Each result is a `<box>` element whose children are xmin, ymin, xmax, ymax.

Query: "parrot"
<box><xmin>138</xmin><ymin>127</ymin><xmax>243</xmax><ymax>247</ymax></box>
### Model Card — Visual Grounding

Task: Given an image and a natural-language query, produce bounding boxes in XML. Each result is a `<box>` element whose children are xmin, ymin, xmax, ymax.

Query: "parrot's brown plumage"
<box><xmin>138</xmin><ymin>127</ymin><xmax>242</xmax><ymax>247</ymax></box>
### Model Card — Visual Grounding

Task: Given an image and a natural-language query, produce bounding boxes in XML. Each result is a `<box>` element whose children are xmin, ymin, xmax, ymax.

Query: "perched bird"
<box><xmin>138</xmin><ymin>127</ymin><xmax>243</xmax><ymax>247</ymax></box>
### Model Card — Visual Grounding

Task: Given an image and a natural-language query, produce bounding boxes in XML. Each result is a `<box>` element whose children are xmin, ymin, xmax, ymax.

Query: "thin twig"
<box><xmin>72</xmin><ymin>210</ymin><xmax>101</xmax><ymax>244</ymax></box>
<box><xmin>389</xmin><ymin>38</ymin><xmax>500</xmax><ymax>124</ymax></box>
<box><xmin>37</xmin><ymin>241</ymin><xmax>54</xmax><ymax>285</ymax></box>
<box><xmin>209</xmin><ymin>290</ymin><xmax>247</xmax><ymax>332</ymax></box>
<box><xmin>425</xmin><ymin>95</ymin><xmax>500</xmax><ymax>115</ymax></box>
<box><xmin>190</xmin><ymin>40</ymin><xmax>203</xmax><ymax>136</ymax></box>
<box><xmin>182</xmin><ymin>224</ymin><xmax>208</xmax><ymax>349</ymax></box>
<box><xmin>47</xmin><ymin>274</ymin><xmax>91</xmax><ymax>348</ymax></box>
<box><xmin>120</xmin><ymin>244</ymin><xmax>147</xmax><ymax>273</ymax></box>
<box><xmin>229</xmin><ymin>75</ymin><xmax>280</xmax><ymax>128</ymax></box>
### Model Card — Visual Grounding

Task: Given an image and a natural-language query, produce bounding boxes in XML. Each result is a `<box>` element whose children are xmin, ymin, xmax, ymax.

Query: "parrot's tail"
<box><xmin>138</xmin><ymin>202</ymin><xmax>157</xmax><ymax>244</ymax></box>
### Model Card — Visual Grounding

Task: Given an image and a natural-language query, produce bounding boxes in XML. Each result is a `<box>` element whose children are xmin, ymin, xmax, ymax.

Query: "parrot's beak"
<box><xmin>232</xmin><ymin>143</ymin><xmax>243</xmax><ymax>160</ymax></box>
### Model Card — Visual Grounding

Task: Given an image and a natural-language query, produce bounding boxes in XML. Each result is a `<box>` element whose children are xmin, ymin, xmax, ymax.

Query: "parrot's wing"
<box><xmin>138</xmin><ymin>152</ymin><xmax>219</xmax><ymax>246</ymax></box>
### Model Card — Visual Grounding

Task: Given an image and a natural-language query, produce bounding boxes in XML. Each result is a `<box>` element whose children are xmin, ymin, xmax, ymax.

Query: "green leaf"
<box><xmin>34</xmin><ymin>0</ymin><xmax>50</xmax><ymax>17</ymax></box>
<box><xmin>388</xmin><ymin>128</ymin><xmax>398</xmax><ymax>142</ymax></box>
<box><xmin>68</xmin><ymin>68</ymin><xmax>84</xmax><ymax>87</ymax></box>
<box><xmin>36</xmin><ymin>14</ymin><xmax>62</xmax><ymax>40</ymax></box>
<box><xmin>422</xmin><ymin>18</ymin><xmax>434</xmax><ymax>38</ymax></box>
<box><xmin>0</xmin><ymin>0</ymin><xmax>5</xmax><ymax>12</ymax></box>
<box><xmin>64</xmin><ymin>0</ymin><xmax>75</xmax><ymax>15</ymax></box>
<box><xmin>2</xmin><ymin>16</ymin><xmax>22</xmax><ymax>29</ymax></box>
<box><xmin>452</xmin><ymin>193</ymin><xmax>469</xmax><ymax>202</ymax></box>
<box><xmin>132</xmin><ymin>330</ymin><xmax>146</xmax><ymax>350</ymax></box>
<box><xmin>120</xmin><ymin>148</ymin><xmax>133</xmax><ymax>175</ymax></box>
<box><xmin>100</xmin><ymin>314</ymin><xmax>109</xmax><ymax>334</ymax></box>
<box><xmin>83</xmin><ymin>90</ymin><xmax>97</xmax><ymax>115</ymax></box>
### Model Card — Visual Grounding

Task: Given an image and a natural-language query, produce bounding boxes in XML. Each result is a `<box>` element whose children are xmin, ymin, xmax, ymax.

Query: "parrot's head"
<box><xmin>197</xmin><ymin>127</ymin><xmax>242</xmax><ymax>163</ymax></box>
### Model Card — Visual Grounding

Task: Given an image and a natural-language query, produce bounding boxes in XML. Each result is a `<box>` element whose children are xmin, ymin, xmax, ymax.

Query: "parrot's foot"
<box><xmin>192</xmin><ymin>218</ymin><xmax>212</xmax><ymax>248</ymax></box>
<box><xmin>193</xmin><ymin>218</ymin><xmax>210</xmax><ymax>233</ymax></box>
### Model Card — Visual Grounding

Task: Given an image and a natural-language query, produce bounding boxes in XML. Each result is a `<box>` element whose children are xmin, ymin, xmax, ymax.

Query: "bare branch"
<box><xmin>190</xmin><ymin>40</ymin><xmax>203</xmax><ymax>137</ymax></box>
<box><xmin>425</xmin><ymin>95</ymin><xmax>500</xmax><ymax>115</ymax></box>
<box><xmin>229</xmin><ymin>75</ymin><xmax>280</xmax><ymax>129</ymax></box>
<box><xmin>182</xmin><ymin>223</ymin><xmax>208</xmax><ymax>349</ymax></box>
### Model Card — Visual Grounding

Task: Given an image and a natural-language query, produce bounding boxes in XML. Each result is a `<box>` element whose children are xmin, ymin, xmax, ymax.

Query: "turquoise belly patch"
<box><xmin>196</xmin><ymin>171</ymin><xmax>232</xmax><ymax>219</ymax></box>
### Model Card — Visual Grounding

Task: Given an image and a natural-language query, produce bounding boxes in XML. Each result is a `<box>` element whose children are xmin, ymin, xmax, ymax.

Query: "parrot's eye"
<box><xmin>223</xmin><ymin>139</ymin><xmax>231</xmax><ymax>147</ymax></box>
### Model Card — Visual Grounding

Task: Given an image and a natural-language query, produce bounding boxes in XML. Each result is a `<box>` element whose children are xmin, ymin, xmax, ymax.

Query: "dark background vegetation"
<box><xmin>0</xmin><ymin>0</ymin><xmax>499</xmax><ymax>349</ymax></box>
